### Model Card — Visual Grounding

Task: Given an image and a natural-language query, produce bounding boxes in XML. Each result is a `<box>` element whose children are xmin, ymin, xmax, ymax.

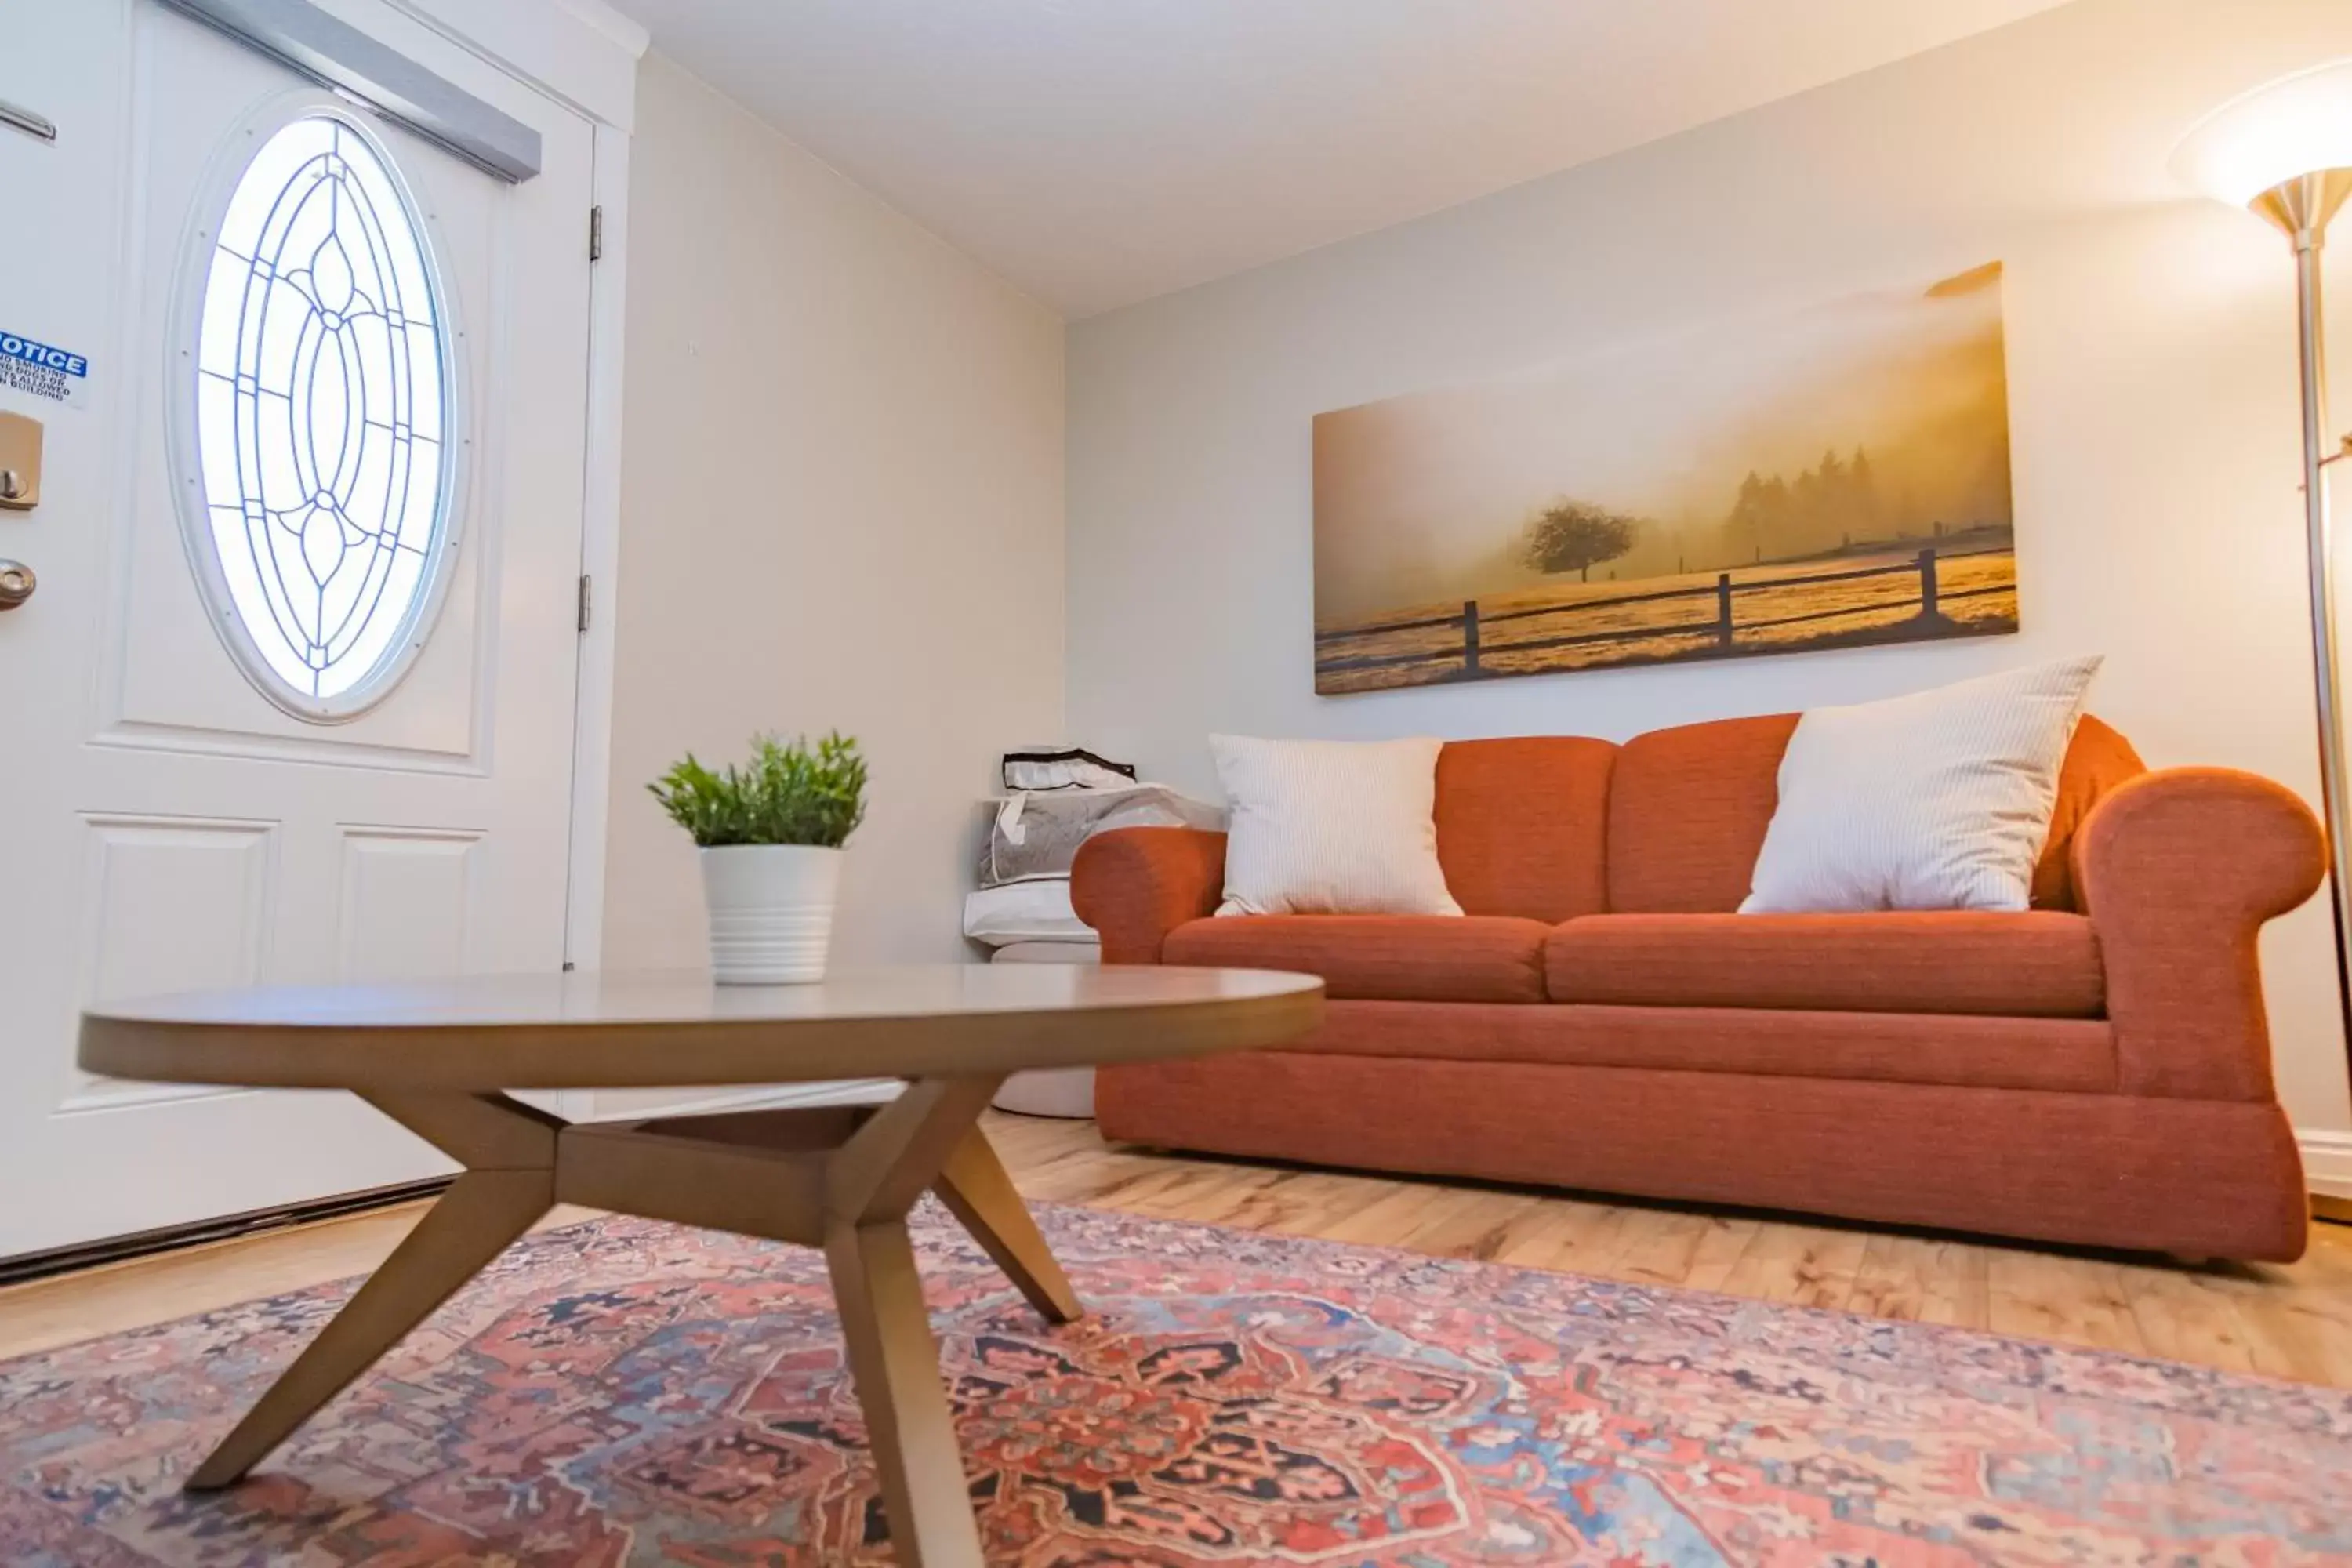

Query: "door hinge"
<box><xmin>576</xmin><ymin>573</ymin><xmax>593</xmax><ymax>633</ymax></box>
<box><xmin>587</xmin><ymin>204</ymin><xmax>604</xmax><ymax>262</ymax></box>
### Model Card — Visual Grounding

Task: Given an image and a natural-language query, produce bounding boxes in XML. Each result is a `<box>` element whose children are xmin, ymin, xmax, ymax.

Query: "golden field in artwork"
<box><xmin>1313</xmin><ymin>263</ymin><xmax>2018</xmax><ymax>695</ymax></box>
<box><xmin>1316</xmin><ymin>529</ymin><xmax>2018</xmax><ymax>694</ymax></box>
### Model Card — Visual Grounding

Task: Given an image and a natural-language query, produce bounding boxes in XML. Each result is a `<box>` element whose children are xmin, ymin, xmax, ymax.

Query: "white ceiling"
<box><xmin>615</xmin><ymin>1</ymin><xmax>2078</xmax><ymax>318</ymax></box>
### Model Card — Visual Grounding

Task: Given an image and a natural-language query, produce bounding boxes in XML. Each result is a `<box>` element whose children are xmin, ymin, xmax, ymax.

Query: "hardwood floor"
<box><xmin>4</xmin><ymin>1112</ymin><xmax>2349</xmax><ymax>1389</ymax></box>
<box><xmin>988</xmin><ymin>1116</ymin><xmax>2352</xmax><ymax>1387</ymax></box>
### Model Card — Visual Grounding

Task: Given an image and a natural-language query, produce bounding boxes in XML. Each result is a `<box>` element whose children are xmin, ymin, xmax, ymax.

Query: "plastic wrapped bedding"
<box><xmin>1000</xmin><ymin>747</ymin><xmax>1138</xmax><ymax>792</ymax></box>
<box><xmin>976</xmin><ymin>784</ymin><xmax>1222</xmax><ymax>888</ymax></box>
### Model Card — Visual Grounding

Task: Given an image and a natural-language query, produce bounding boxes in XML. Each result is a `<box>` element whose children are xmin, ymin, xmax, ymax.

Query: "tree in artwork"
<box><xmin>1523</xmin><ymin>500</ymin><xmax>1639</xmax><ymax>582</ymax></box>
<box><xmin>1727</xmin><ymin>446</ymin><xmax>1886</xmax><ymax>560</ymax></box>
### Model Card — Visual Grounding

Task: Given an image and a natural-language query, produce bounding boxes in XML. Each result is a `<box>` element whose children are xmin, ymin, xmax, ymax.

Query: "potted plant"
<box><xmin>649</xmin><ymin>732</ymin><xmax>868</xmax><ymax>984</ymax></box>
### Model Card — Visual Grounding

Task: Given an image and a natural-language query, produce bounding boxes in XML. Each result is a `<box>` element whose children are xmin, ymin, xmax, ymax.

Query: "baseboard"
<box><xmin>2299</xmin><ymin>1127</ymin><xmax>2352</xmax><ymax>1201</ymax></box>
<box><xmin>0</xmin><ymin>1176</ymin><xmax>457</xmax><ymax>1287</ymax></box>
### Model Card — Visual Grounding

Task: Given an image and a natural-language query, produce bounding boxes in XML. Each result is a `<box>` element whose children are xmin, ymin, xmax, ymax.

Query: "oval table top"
<box><xmin>78</xmin><ymin>965</ymin><xmax>1326</xmax><ymax>1091</ymax></box>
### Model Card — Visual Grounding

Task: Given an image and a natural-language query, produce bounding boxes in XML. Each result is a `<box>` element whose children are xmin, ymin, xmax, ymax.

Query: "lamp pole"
<box><xmin>2177</xmin><ymin>61</ymin><xmax>2352</xmax><ymax>1223</ymax></box>
<box><xmin>2256</xmin><ymin>169</ymin><xmax>2352</xmax><ymax>1058</ymax></box>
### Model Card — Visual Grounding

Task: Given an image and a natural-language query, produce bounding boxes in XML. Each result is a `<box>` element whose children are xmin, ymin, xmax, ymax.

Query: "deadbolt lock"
<box><xmin>0</xmin><ymin>412</ymin><xmax>39</xmax><ymax>510</ymax></box>
<box><xmin>0</xmin><ymin>560</ymin><xmax>34</xmax><ymax>609</ymax></box>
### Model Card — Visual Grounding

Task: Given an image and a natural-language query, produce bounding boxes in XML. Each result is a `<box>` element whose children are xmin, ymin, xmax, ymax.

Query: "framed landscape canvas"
<box><xmin>1312</xmin><ymin>262</ymin><xmax>2018</xmax><ymax>695</ymax></box>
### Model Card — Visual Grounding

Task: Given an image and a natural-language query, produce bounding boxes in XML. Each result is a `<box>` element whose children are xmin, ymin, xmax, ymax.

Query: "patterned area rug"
<box><xmin>2</xmin><ymin>1204</ymin><xmax>2348</xmax><ymax>1566</ymax></box>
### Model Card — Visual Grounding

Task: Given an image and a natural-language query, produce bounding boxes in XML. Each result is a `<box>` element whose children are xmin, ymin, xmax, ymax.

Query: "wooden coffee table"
<box><xmin>79</xmin><ymin>964</ymin><xmax>1323</xmax><ymax>1567</ymax></box>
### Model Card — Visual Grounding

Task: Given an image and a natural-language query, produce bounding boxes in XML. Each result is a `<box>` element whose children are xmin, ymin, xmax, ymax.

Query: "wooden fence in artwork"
<box><xmin>1313</xmin><ymin>546</ymin><xmax>2013</xmax><ymax>681</ymax></box>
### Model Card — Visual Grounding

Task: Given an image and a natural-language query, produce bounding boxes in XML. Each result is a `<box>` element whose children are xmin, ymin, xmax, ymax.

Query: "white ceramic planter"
<box><xmin>699</xmin><ymin>844</ymin><xmax>843</xmax><ymax>984</ymax></box>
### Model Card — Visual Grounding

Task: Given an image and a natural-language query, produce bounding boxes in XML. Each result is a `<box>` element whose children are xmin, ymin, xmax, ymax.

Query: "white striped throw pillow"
<box><xmin>1740</xmin><ymin>655</ymin><xmax>2103</xmax><ymax>914</ymax></box>
<box><xmin>1210</xmin><ymin>735</ymin><xmax>1464</xmax><ymax>917</ymax></box>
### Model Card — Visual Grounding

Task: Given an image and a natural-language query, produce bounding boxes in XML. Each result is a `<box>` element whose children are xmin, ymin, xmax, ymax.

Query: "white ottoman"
<box><xmin>989</xmin><ymin>940</ymin><xmax>1100</xmax><ymax>1117</ymax></box>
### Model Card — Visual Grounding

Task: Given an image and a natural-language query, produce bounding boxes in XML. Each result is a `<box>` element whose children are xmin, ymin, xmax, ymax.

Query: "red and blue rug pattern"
<box><xmin>2</xmin><ymin>1203</ymin><xmax>2348</xmax><ymax>1565</ymax></box>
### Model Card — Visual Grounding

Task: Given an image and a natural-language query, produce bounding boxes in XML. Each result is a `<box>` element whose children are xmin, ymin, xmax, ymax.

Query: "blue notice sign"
<box><xmin>0</xmin><ymin>326</ymin><xmax>92</xmax><ymax>408</ymax></box>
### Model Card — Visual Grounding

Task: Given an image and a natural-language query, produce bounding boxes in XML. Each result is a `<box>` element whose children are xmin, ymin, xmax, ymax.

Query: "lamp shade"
<box><xmin>2172</xmin><ymin>59</ymin><xmax>2352</xmax><ymax>209</ymax></box>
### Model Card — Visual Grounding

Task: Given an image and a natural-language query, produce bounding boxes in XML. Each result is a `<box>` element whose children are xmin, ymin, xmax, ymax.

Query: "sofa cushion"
<box><xmin>1606</xmin><ymin>714</ymin><xmax>1798</xmax><ymax>913</ymax></box>
<box><xmin>2035</xmin><ymin>715</ymin><xmax>2145</xmax><ymax>909</ymax></box>
<box><xmin>1434</xmin><ymin>737</ymin><xmax>1615</xmax><ymax>923</ymax></box>
<box><xmin>1258</xmin><ymin>1000</ymin><xmax>2118</xmax><ymax>1094</ymax></box>
<box><xmin>1162</xmin><ymin>915</ymin><xmax>1551</xmax><ymax>1004</ymax></box>
<box><xmin>1602</xmin><ymin>713</ymin><xmax>2144</xmax><ymax>915</ymax></box>
<box><xmin>1545</xmin><ymin>912</ymin><xmax>2104</xmax><ymax>1017</ymax></box>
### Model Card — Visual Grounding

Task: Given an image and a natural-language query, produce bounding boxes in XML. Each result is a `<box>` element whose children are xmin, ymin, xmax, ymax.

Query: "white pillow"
<box><xmin>1210</xmin><ymin>735</ymin><xmax>1463</xmax><ymax>917</ymax></box>
<box><xmin>1741</xmin><ymin>656</ymin><xmax>2103</xmax><ymax>914</ymax></box>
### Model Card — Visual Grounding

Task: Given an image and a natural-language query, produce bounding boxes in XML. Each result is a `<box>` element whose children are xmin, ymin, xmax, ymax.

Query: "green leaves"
<box><xmin>648</xmin><ymin>731</ymin><xmax>869</xmax><ymax>848</ymax></box>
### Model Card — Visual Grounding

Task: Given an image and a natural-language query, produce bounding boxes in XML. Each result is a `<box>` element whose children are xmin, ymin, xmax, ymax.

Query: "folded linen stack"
<box><xmin>967</xmin><ymin>750</ymin><xmax>1221</xmax><ymax>1119</ymax></box>
<box><xmin>964</xmin><ymin>748</ymin><xmax>1222</xmax><ymax>964</ymax></box>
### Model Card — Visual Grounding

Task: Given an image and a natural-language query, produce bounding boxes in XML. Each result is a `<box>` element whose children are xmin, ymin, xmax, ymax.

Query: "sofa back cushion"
<box><xmin>1434</xmin><ymin>737</ymin><xmax>1616</xmax><ymax>922</ymax></box>
<box><xmin>2033</xmin><ymin>714</ymin><xmax>2145</xmax><ymax>909</ymax></box>
<box><xmin>1604</xmin><ymin>710</ymin><xmax>2144</xmax><ymax>913</ymax></box>
<box><xmin>1606</xmin><ymin>714</ymin><xmax>1799</xmax><ymax>913</ymax></box>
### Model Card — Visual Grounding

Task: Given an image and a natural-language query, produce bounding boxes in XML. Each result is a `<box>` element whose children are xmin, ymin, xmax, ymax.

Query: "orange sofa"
<box><xmin>1072</xmin><ymin>714</ymin><xmax>2325</xmax><ymax>1261</ymax></box>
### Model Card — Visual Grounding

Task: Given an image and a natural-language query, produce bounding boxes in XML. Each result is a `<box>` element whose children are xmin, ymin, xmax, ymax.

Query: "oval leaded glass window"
<box><xmin>183</xmin><ymin>110</ymin><xmax>458</xmax><ymax>720</ymax></box>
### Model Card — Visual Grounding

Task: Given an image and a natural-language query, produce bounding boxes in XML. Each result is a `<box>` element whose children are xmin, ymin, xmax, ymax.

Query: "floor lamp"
<box><xmin>2173</xmin><ymin>62</ymin><xmax>2352</xmax><ymax>1225</ymax></box>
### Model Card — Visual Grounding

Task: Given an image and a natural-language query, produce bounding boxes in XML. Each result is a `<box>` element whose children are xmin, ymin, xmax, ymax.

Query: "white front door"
<box><xmin>0</xmin><ymin>1</ymin><xmax>597</xmax><ymax>1257</ymax></box>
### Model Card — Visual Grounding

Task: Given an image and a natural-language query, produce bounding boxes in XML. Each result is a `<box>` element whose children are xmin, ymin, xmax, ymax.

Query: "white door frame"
<box><xmin>378</xmin><ymin>0</ymin><xmax>646</xmax><ymax>978</ymax></box>
<box><xmin>562</xmin><ymin>112</ymin><xmax>633</xmax><ymax>978</ymax></box>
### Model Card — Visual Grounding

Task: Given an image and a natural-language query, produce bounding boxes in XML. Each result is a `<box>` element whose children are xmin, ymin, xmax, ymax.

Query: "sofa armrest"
<box><xmin>2074</xmin><ymin>767</ymin><xmax>2325</xmax><ymax>1098</ymax></box>
<box><xmin>1071</xmin><ymin>827</ymin><xmax>1227</xmax><ymax>964</ymax></box>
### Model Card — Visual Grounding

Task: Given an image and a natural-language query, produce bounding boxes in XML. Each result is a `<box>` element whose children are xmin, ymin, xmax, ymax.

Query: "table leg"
<box><xmin>934</xmin><ymin>1129</ymin><xmax>1080</xmax><ymax>1324</ymax></box>
<box><xmin>825</xmin><ymin>1218</ymin><xmax>989</xmax><ymax>1568</ymax></box>
<box><xmin>186</xmin><ymin>1166</ymin><xmax>551</xmax><ymax>1490</ymax></box>
<box><xmin>620</xmin><ymin>1083</ymin><xmax>1073</xmax><ymax>1563</ymax></box>
<box><xmin>182</xmin><ymin>1081</ymin><xmax>1080</xmax><ymax>1568</ymax></box>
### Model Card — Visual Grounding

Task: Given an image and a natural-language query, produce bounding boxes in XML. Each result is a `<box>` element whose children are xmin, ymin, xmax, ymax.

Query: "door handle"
<box><xmin>0</xmin><ymin>561</ymin><xmax>34</xmax><ymax>610</ymax></box>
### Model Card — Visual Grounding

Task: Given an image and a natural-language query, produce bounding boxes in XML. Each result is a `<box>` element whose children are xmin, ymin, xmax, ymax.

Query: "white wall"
<box><xmin>604</xmin><ymin>54</ymin><xmax>1065</xmax><ymax>976</ymax></box>
<box><xmin>1065</xmin><ymin>0</ymin><xmax>2352</xmax><ymax>1142</ymax></box>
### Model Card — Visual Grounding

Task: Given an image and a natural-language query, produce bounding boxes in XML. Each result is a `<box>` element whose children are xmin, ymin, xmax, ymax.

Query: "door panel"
<box><xmin>0</xmin><ymin>0</ymin><xmax>597</xmax><ymax>1258</ymax></box>
<box><xmin>70</xmin><ymin>813</ymin><xmax>276</xmax><ymax>1109</ymax></box>
<box><xmin>336</xmin><ymin>827</ymin><xmax>481</xmax><ymax>983</ymax></box>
